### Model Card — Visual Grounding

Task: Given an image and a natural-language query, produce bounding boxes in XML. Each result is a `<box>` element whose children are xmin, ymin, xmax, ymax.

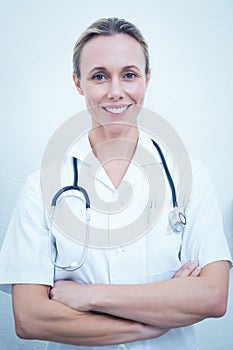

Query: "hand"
<box><xmin>50</xmin><ymin>280</ymin><xmax>91</xmax><ymax>311</ymax></box>
<box><xmin>140</xmin><ymin>323</ymin><xmax>169</xmax><ymax>340</ymax></box>
<box><xmin>173</xmin><ymin>260</ymin><xmax>201</xmax><ymax>278</ymax></box>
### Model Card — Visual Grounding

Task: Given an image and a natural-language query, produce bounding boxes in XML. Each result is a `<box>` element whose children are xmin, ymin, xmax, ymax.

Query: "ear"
<box><xmin>73</xmin><ymin>73</ymin><xmax>84</xmax><ymax>96</ymax></box>
<box><xmin>145</xmin><ymin>69</ymin><xmax>151</xmax><ymax>89</ymax></box>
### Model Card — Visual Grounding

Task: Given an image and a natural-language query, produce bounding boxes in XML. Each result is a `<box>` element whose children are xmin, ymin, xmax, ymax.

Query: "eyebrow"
<box><xmin>88</xmin><ymin>65</ymin><xmax>141</xmax><ymax>75</ymax></box>
<box><xmin>123</xmin><ymin>65</ymin><xmax>141</xmax><ymax>71</ymax></box>
<box><xmin>88</xmin><ymin>67</ymin><xmax>107</xmax><ymax>75</ymax></box>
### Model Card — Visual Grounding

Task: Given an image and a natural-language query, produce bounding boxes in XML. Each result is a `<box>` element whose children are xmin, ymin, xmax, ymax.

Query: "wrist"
<box><xmin>89</xmin><ymin>284</ymin><xmax>107</xmax><ymax>312</ymax></box>
<box><xmin>139</xmin><ymin>323</ymin><xmax>168</xmax><ymax>340</ymax></box>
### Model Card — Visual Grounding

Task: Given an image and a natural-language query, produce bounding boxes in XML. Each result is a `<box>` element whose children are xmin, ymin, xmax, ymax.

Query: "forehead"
<box><xmin>79</xmin><ymin>34</ymin><xmax>146</xmax><ymax>72</ymax></box>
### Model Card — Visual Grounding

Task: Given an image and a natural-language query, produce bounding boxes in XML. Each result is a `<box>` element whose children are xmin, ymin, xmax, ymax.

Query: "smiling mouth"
<box><xmin>102</xmin><ymin>105</ymin><xmax>131</xmax><ymax>115</ymax></box>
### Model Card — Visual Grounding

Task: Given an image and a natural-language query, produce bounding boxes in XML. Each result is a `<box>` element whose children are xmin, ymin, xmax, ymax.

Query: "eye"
<box><xmin>123</xmin><ymin>72</ymin><xmax>137</xmax><ymax>79</ymax></box>
<box><xmin>92</xmin><ymin>74</ymin><xmax>107</xmax><ymax>81</ymax></box>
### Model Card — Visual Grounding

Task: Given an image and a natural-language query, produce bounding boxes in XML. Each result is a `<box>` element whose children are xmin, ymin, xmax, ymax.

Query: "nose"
<box><xmin>107</xmin><ymin>77</ymin><xmax>124</xmax><ymax>100</ymax></box>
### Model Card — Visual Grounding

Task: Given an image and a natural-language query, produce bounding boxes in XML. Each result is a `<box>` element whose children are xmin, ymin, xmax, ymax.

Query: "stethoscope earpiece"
<box><xmin>69</xmin><ymin>261</ymin><xmax>79</xmax><ymax>269</ymax></box>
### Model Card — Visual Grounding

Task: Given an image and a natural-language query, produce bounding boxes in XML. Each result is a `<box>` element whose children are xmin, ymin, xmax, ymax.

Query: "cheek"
<box><xmin>125</xmin><ymin>82</ymin><xmax>147</xmax><ymax>101</ymax></box>
<box><xmin>84</xmin><ymin>85</ymin><xmax>107</xmax><ymax>105</ymax></box>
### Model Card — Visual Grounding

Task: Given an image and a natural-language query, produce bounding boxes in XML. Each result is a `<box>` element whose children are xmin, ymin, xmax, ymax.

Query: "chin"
<box><xmin>104</xmin><ymin>122</ymin><xmax>132</xmax><ymax>135</ymax></box>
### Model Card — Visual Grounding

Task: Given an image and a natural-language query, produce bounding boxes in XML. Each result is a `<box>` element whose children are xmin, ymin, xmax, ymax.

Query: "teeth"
<box><xmin>104</xmin><ymin>106</ymin><xmax>128</xmax><ymax>114</ymax></box>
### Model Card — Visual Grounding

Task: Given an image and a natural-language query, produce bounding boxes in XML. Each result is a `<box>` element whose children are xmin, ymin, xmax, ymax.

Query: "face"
<box><xmin>74</xmin><ymin>34</ymin><xmax>150</xmax><ymax>135</ymax></box>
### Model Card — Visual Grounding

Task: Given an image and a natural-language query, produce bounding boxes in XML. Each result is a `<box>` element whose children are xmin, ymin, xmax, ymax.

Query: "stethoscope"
<box><xmin>48</xmin><ymin>139</ymin><xmax>186</xmax><ymax>271</ymax></box>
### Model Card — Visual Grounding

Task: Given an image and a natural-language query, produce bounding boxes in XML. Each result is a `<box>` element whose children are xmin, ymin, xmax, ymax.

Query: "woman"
<box><xmin>0</xmin><ymin>18</ymin><xmax>231</xmax><ymax>350</ymax></box>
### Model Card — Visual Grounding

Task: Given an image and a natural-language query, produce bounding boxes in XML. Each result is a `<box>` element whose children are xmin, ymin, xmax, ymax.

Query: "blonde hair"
<box><xmin>73</xmin><ymin>17</ymin><xmax>150</xmax><ymax>79</ymax></box>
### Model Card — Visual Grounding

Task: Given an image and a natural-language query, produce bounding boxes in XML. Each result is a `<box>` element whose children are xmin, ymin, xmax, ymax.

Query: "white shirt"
<box><xmin>0</xmin><ymin>130</ymin><xmax>231</xmax><ymax>350</ymax></box>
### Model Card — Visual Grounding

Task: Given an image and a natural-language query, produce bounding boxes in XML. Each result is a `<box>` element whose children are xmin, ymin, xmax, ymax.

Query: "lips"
<box><xmin>102</xmin><ymin>104</ymin><xmax>131</xmax><ymax>115</ymax></box>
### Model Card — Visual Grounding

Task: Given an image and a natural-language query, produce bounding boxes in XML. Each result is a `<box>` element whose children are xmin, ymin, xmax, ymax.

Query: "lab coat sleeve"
<box><xmin>0</xmin><ymin>170</ymin><xmax>54</xmax><ymax>294</ymax></box>
<box><xmin>180</xmin><ymin>159</ymin><xmax>232</xmax><ymax>268</ymax></box>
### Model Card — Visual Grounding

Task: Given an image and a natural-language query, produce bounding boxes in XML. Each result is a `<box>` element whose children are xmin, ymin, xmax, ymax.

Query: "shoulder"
<box><xmin>189</xmin><ymin>157</ymin><xmax>216</xmax><ymax>201</ymax></box>
<box><xmin>19</xmin><ymin>169</ymin><xmax>41</xmax><ymax>200</ymax></box>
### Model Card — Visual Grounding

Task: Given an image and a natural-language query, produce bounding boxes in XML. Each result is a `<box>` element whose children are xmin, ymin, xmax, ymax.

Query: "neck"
<box><xmin>89</xmin><ymin>124</ymin><xmax>139</xmax><ymax>164</ymax></box>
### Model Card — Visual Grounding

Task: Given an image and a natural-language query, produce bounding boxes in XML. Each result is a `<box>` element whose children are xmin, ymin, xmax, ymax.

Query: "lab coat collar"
<box><xmin>67</xmin><ymin>131</ymin><xmax>93</xmax><ymax>164</ymax></box>
<box><xmin>67</xmin><ymin>129</ymin><xmax>165</xmax><ymax>164</ymax></box>
<box><xmin>66</xmin><ymin>129</ymin><xmax>166</xmax><ymax>192</ymax></box>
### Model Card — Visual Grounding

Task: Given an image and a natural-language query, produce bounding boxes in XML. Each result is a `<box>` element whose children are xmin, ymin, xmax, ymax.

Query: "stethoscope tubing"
<box><xmin>48</xmin><ymin>138</ymin><xmax>186</xmax><ymax>271</ymax></box>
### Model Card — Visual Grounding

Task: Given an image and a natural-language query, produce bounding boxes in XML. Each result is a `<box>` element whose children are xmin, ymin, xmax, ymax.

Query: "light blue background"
<box><xmin>0</xmin><ymin>0</ymin><xmax>232</xmax><ymax>349</ymax></box>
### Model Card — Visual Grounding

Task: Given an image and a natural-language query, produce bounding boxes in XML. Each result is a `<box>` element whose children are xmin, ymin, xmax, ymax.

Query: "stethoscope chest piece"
<box><xmin>168</xmin><ymin>206</ymin><xmax>186</xmax><ymax>233</ymax></box>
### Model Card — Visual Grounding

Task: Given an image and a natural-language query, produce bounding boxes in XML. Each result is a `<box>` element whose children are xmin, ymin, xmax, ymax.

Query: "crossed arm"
<box><xmin>13</xmin><ymin>284</ymin><xmax>166</xmax><ymax>346</ymax></box>
<box><xmin>49</xmin><ymin>260</ymin><xmax>230</xmax><ymax>329</ymax></box>
<box><xmin>12</xmin><ymin>260</ymin><xmax>230</xmax><ymax>346</ymax></box>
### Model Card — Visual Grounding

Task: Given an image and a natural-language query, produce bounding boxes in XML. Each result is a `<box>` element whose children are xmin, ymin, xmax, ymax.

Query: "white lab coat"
<box><xmin>0</xmin><ymin>131</ymin><xmax>231</xmax><ymax>350</ymax></box>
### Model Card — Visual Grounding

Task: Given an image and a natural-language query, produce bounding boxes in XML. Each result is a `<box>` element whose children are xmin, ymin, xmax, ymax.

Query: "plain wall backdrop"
<box><xmin>0</xmin><ymin>0</ymin><xmax>232</xmax><ymax>349</ymax></box>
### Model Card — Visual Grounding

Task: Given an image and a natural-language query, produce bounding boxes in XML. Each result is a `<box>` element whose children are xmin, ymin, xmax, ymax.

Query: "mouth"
<box><xmin>102</xmin><ymin>105</ymin><xmax>131</xmax><ymax>115</ymax></box>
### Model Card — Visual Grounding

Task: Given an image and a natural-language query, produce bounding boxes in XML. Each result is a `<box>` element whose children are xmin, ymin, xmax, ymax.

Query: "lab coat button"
<box><xmin>117</xmin><ymin>345</ymin><xmax>127</xmax><ymax>349</ymax></box>
<box><xmin>117</xmin><ymin>248</ymin><xmax>125</xmax><ymax>253</ymax></box>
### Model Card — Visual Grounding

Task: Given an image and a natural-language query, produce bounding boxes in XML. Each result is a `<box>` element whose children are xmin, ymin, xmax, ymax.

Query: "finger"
<box><xmin>190</xmin><ymin>265</ymin><xmax>201</xmax><ymax>277</ymax></box>
<box><xmin>173</xmin><ymin>261</ymin><xmax>191</xmax><ymax>278</ymax></box>
<box><xmin>173</xmin><ymin>260</ymin><xmax>199</xmax><ymax>278</ymax></box>
<box><xmin>49</xmin><ymin>288</ymin><xmax>54</xmax><ymax>299</ymax></box>
<box><xmin>49</xmin><ymin>286</ymin><xmax>57</xmax><ymax>300</ymax></box>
